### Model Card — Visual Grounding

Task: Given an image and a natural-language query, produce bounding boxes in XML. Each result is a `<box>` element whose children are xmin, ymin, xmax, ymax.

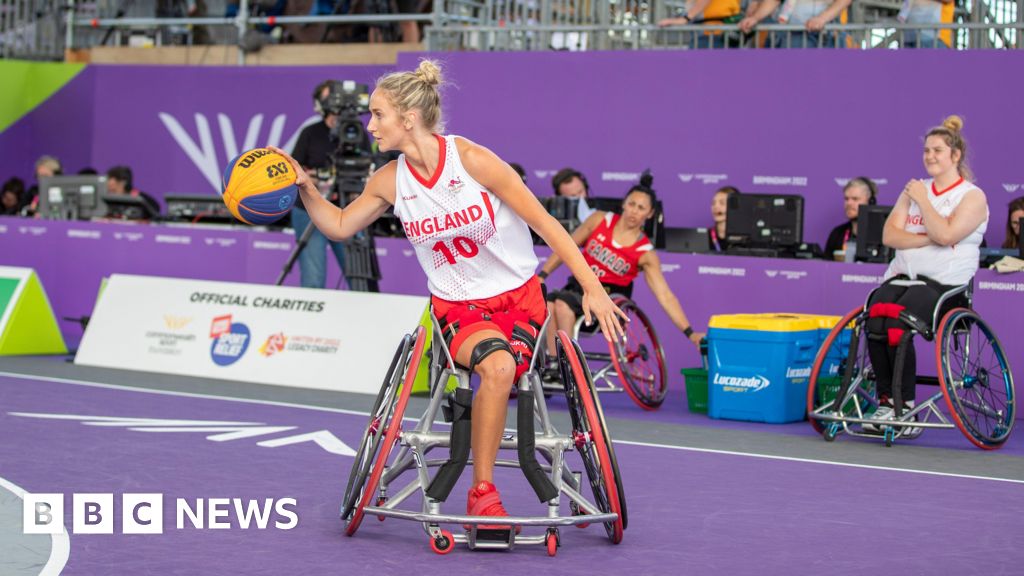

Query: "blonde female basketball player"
<box><xmin>270</xmin><ymin>59</ymin><xmax>625</xmax><ymax>526</ymax></box>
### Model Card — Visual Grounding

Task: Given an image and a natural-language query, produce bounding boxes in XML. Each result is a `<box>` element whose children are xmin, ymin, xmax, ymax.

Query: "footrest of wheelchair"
<box><xmin>467</xmin><ymin>526</ymin><xmax>515</xmax><ymax>550</ymax></box>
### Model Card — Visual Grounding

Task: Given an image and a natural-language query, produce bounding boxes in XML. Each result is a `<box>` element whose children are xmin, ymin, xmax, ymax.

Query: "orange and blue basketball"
<box><xmin>221</xmin><ymin>148</ymin><xmax>298</xmax><ymax>225</ymax></box>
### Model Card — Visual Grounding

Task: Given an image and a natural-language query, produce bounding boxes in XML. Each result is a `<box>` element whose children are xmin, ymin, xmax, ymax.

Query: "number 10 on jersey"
<box><xmin>432</xmin><ymin>236</ymin><xmax>480</xmax><ymax>265</ymax></box>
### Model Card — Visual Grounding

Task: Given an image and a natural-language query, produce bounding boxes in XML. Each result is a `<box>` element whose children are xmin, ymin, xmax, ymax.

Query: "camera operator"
<box><xmin>290</xmin><ymin>80</ymin><xmax>352</xmax><ymax>289</ymax></box>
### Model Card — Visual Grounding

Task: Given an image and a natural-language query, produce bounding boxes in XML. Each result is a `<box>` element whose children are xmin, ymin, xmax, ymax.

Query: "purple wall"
<box><xmin>3</xmin><ymin>52</ymin><xmax>1024</xmax><ymax>245</ymax></box>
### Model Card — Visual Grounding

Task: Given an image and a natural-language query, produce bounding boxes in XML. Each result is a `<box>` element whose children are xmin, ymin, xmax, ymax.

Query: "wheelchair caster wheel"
<box><xmin>376</xmin><ymin>497</ymin><xmax>387</xmax><ymax>522</ymax></box>
<box><xmin>546</xmin><ymin>528</ymin><xmax>559</xmax><ymax>557</ymax></box>
<box><xmin>884</xmin><ymin>427</ymin><xmax>895</xmax><ymax>447</ymax></box>
<box><xmin>430</xmin><ymin>530</ymin><xmax>455</xmax><ymax>555</ymax></box>
<box><xmin>823</xmin><ymin>422</ymin><xmax>839</xmax><ymax>442</ymax></box>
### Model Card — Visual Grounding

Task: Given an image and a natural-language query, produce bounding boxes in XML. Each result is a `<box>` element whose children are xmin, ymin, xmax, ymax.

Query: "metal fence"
<box><xmin>1</xmin><ymin>0</ymin><xmax>1022</xmax><ymax>60</ymax></box>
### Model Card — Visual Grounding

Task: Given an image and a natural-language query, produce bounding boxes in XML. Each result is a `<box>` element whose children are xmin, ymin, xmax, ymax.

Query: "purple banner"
<box><xmin>2</xmin><ymin>52</ymin><xmax>1024</xmax><ymax>247</ymax></box>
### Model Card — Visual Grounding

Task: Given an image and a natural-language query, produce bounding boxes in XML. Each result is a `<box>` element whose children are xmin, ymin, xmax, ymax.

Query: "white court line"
<box><xmin>616</xmin><ymin>439</ymin><xmax>1024</xmax><ymax>486</ymax></box>
<box><xmin>2</xmin><ymin>370</ymin><xmax>1021</xmax><ymax>485</ymax></box>
<box><xmin>0</xmin><ymin>476</ymin><xmax>70</xmax><ymax>576</ymax></box>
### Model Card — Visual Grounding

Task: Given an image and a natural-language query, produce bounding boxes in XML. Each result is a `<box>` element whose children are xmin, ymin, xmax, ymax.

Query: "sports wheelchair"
<box><xmin>340</xmin><ymin>312</ymin><xmax>627</xmax><ymax>555</ymax></box>
<box><xmin>543</xmin><ymin>295</ymin><xmax>668</xmax><ymax>410</ymax></box>
<box><xmin>807</xmin><ymin>281</ymin><xmax>1015</xmax><ymax>449</ymax></box>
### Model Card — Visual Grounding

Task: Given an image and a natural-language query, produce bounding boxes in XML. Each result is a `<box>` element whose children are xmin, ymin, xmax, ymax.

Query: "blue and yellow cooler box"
<box><xmin>707</xmin><ymin>314</ymin><xmax>840</xmax><ymax>423</ymax></box>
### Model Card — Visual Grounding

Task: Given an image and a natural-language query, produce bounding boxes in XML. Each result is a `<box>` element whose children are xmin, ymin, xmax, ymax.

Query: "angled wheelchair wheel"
<box><xmin>608</xmin><ymin>297</ymin><xmax>667</xmax><ymax>410</ymax></box>
<box><xmin>344</xmin><ymin>325</ymin><xmax>426</xmax><ymax>535</ymax></box>
<box><xmin>807</xmin><ymin>307</ymin><xmax>877</xmax><ymax>436</ymax></box>
<box><xmin>558</xmin><ymin>330</ymin><xmax>626</xmax><ymax>544</ymax></box>
<box><xmin>339</xmin><ymin>331</ymin><xmax>412</xmax><ymax>523</ymax></box>
<box><xmin>936</xmin><ymin>308</ymin><xmax>1015</xmax><ymax>450</ymax></box>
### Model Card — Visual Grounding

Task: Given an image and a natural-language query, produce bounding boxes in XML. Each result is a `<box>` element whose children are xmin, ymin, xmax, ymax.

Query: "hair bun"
<box><xmin>415</xmin><ymin>60</ymin><xmax>443</xmax><ymax>87</ymax></box>
<box><xmin>943</xmin><ymin>115</ymin><xmax>964</xmax><ymax>133</ymax></box>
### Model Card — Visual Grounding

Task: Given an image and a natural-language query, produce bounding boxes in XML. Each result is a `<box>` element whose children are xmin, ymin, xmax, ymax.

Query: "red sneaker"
<box><xmin>466</xmin><ymin>481</ymin><xmax>519</xmax><ymax>534</ymax></box>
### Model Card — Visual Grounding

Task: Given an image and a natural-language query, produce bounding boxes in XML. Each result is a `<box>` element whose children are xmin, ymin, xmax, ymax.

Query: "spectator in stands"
<box><xmin>739</xmin><ymin>0</ymin><xmax>852</xmax><ymax>48</ymax></box>
<box><xmin>552</xmin><ymin>167</ymin><xmax>596</xmax><ymax>222</ymax></box>
<box><xmin>290</xmin><ymin>80</ymin><xmax>352</xmax><ymax>290</ymax></box>
<box><xmin>106</xmin><ymin>166</ymin><xmax>162</xmax><ymax>217</ymax></box>
<box><xmin>657</xmin><ymin>0</ymin><xmax>743</xmax><ymax>48</ymax></box>
<box><xmin>901</xmin><ymin>0</ymin><xmax>955</xmax><ymax>48</ymax></box>
<box><xmin>1</xmin><ymin>177</ymin><xmax>26</xmax><ymax>216</ymax></box>
<box><xmin>22</xmin><ymin>155</ymin><xmax>63</xmax><ymax>217</ymax></box>
<box><xmin>709</xmin><ymin>185</ymin><xmax>739</xmax><ymax>252</ymax></box>
<box><xmin>395</xmin><ymin>0</ymin><xmax>429</xmax><ymax>44</ymax></box>
<box><xmin>1002</xmin><ymin>196</ymin><xmax>1024</xmax><ymax>250</ymax></box>
<box><xmin>823</xmin><ymin>177</ymin><xmax>876</xmax><ymax>261</ymax></box>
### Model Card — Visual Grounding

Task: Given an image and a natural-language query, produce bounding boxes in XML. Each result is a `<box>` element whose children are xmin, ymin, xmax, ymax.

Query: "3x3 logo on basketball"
<box><xmin>265</xmin><ymin>162</ymin><xmax>290</xmax><ymax>179</ymax></box>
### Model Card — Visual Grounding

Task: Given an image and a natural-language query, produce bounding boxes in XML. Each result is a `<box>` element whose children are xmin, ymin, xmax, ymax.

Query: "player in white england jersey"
<box><xmin>270</xmin><ymin>60</ymin><xmax>626</xmax><ymax>526</ymax></box>
<box><xmin>864</xmin><ymin>115</ymin><xmax>989</xmax><ymax>430</ymax></box>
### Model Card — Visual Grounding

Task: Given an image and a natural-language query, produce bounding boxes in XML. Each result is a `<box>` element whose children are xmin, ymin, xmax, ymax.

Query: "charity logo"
<box><xmin>210</xmin><ymin>315</ymin><xmax>250</xmax><ymax>366</ymax></box>
<box><xmin>163</xmin><ymin>315</ymin><xmax>192</xmax><ymax>330</ymax></box>
<box><xmin>259</xmin><ymin>332</ymin><xmax>288</xmax><ymax>357</ymax></box>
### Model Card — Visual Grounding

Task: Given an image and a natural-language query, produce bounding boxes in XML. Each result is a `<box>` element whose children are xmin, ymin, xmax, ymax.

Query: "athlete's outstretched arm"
<box><xmin>640</xmin><ymin>250</ymin><xmax>704</xmax><ymax>346</ymax></box>
<box><xmin>456</xmin><ymin>137</ymin><xmax>627</xmax><ymax>341</ymax></box>
<box><xmin>538</xmin><ymin>211</ymin><xmax>604</xmax><ymax>279</ymax></box>
<box><xmin>268</xmin><ymin>145</ymin><xmax>394</xmax><ymax>242</ymax></box>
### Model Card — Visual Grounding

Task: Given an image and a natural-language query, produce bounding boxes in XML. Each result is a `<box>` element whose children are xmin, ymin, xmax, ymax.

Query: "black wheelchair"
<box><xmin>807</xmin><ymin>281</ymin><xmax>1016</xmax><ymax>449</ymax></box>
<box><xmin>340</xmin><ymin>312</ymin><xmax>627</xmax><ymax>555</ymax></box>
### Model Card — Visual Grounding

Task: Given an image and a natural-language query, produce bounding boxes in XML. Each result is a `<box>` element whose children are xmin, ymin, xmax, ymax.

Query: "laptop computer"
<box><xmin>664</xmin><ymin>227</ymin><xmax>711</xmax><ymax>254</ymax></box>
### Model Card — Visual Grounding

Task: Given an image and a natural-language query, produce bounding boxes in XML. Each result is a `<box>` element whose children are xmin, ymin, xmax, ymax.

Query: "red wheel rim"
<box><xmin>607</xmin><ymin>297</ymin><xmax>666</xmax><ymax>410</ymax></box>
<box><xmin>559</xmin><ymin>330</ymin><xmax>624</xmax><ymax>544</ymax></box>
<box><xmin>806</xmin><ymin>307</ymin><xmax>862</xmax><ymax>434</ymax></box>
<box><xmin>346</xmin><ymin>325</ymin><xmax>426</xmax><ymax>535</ymax></box>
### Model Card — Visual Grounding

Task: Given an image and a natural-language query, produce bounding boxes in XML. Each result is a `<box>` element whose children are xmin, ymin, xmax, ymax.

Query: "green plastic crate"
<box><xmin>681</xmin><ymin>368</ymin><xmax>708</xmax><ymax>414</ymax></box>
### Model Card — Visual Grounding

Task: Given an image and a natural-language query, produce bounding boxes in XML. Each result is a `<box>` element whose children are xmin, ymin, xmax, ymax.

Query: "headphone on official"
<box><xmin>852</xmin><ymin>177</ymin><xmax>878</xmax><ymax>205</ymax></box>
<box><xmin>551</xmin><ymin>168</ymin><xmax>589</xmax><ymax>196</ymax></box>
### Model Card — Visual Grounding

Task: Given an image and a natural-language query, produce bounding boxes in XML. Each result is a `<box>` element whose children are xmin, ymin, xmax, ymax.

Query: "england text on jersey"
<box><xmin>402</xmin><ymin>205</ymin><xmax>486</xmax><ymax>239</ymax></box>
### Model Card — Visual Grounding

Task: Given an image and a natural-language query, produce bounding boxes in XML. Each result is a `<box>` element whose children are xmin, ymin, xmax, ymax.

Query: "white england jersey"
<box><xmin>885</xmin><ymin>177</ymin><xmax>987</xmax><ymax>286</ymax></box>
<box><xmin>393</xmin><ymin>134</ymin><xmax>538</xmax><ymax>301</ymax></box>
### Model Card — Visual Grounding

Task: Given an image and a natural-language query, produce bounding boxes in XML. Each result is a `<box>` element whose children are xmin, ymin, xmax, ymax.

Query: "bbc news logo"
<box><xmin>23</xmin><ymin>494</ymin><xmax>298</xmax><ymax>534</ymax></box>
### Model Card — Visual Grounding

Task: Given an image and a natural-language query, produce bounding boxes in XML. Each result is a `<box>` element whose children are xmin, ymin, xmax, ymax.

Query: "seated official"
<box><xmin>824</xmin><ymin>177</ymin><xmax>876</xmax><ymax>261</ymax></box>
<box><xmin>106</xmin><ymin>166</ymin><xmax>160</xmax><ymax>219</ymax></box>
<box><xmin>708</xmin><ymin>185</ymin><xmax>739</xmax><ymax>252</ymax></box>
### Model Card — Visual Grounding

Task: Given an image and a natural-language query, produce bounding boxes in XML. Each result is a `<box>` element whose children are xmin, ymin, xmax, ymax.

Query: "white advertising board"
<box><xmin>75</xmin><ymin>275</ymin><xmax>428</xmax><ymax>395</ymax></box>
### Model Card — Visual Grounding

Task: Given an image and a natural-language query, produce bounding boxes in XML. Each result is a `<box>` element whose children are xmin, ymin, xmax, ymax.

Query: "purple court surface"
<box><xmin>1</xmin><ymin>358</ymin><xmax>1021</xmax><ymax>576</ymax></box>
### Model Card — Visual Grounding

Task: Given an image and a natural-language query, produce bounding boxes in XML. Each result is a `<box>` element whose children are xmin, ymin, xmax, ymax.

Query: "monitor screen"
<box><xmin>37</xmin><ymin>175</ymin><xmax>108</xmax><ymax>220</ymax></box>
<box><xmin>854</xmin><ymin>204</ymin><xmax>894</xmax><ymax>263</ymax></box>
<box><xmin>101</xmin><ymin>194</ymin><xmax>158</xmax><ymax>221</ymax></box>
<box><xmin>725</xmin><ymin>193</ymin><xmax>804</xmax><ymax>247</ymax></box>
<box><xmin>540</xmin><ymin>196</ymin><xmax>580</xmax><ymax>224</ymax></box>
<box><xmin>664</xmin><ymin>227</ymin><xmax>711</xmax><ymax>254</ymax></box>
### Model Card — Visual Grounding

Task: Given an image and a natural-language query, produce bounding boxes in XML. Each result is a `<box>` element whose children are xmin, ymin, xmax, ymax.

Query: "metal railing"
<box><xmin>427</xmin><ymin>21</ymin><xmax>1023</xmax><ymax>51</ymax></box>
<box><xmin>1</xmin><ymin>0</ymin><xmax>1022</xmax><ymax>61</ymax></box>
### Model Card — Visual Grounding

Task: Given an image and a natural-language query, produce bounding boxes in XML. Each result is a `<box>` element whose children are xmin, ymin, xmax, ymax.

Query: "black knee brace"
<box><xmin>469</xmin><ymin>337</ymin><xmax>514</xmax><ymax>373</ymax></box>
